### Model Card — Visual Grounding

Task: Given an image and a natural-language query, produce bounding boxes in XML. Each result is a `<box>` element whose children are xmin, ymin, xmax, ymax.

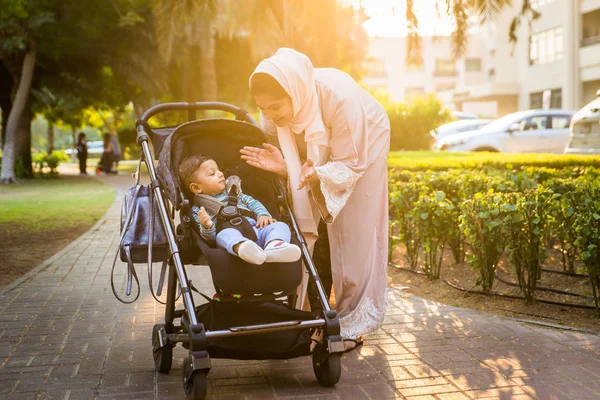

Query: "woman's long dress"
<box><xmin>262</xmin><ymin>68</ymin><xmax>390</xmax><ymax>339</ymax></box>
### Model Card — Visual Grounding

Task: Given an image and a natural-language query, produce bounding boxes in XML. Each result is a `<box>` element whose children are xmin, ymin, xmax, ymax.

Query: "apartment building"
<box><xmin>438</xmin><ymin>0</ymin><xmax>600</xmax><ymax>116</ymax></box>
<box><xmin>362</xmin><ymin>36</ymin><xmax>489</xmax><ymax>104</ymax></box>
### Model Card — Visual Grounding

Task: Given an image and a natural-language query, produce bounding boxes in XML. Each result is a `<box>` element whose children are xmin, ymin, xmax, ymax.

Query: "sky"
<box><xmin>345</xmin><ymin>0</ymin><xmax>455</xmax><ymax>37</ymax></box>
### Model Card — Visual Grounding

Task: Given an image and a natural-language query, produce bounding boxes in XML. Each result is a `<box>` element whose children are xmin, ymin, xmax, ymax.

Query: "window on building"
<box><xmin>465</xmin><ymin>58</ymin><xmax>482</xmax><ymax>72</ymax></box>
<box><xmin>582</xmin><ymin>9</ymin><xmax>600</xmax><ymax>47</ymax></box>
<box><xmin>434</xmin><ymin>59</ymin><xmax>457</xmax><ymax>76</ymax></box>
<box><xmin>365</xmin><ymin>58</ymin><xmax>387</xmax><ymax>78</ymax></box>
<box><xmin>530</xmin><ymin>0</ymin><xmax>555</xmax><ymax>9</ymax></box>
<box><xmin>435</xmin><ymin>83</ymin><xmax>455</xmax><ymax>92</ymax></box>
<box><xmin>406</xmin><ymin>61</ymin><xmax>424</xmax><ymax>72</ymax></box>
<box><xmin>529</xmin><ymin>27</ymin><xmax>563</xmax><ymax>65</ymax></box>
<box><xmin>530</xmin><ymin>89</ymin><xmax>562</xmax><ymax>109</ymax></box>
<box><xmin>551</xmin><ymin>115</ymin><xmax>571</xmax><ymax>129</ymax></box>
<box><xmin>405</xmin><ymin>87</ymin><xmax>426</xmax><ymax>97</ymax></box>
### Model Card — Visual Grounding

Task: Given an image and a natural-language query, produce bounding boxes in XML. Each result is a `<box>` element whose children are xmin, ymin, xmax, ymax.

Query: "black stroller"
<box><xmin>132</xmin><ymin>102</ymin><xmax>344</xmax><ymax>400</ymax></box>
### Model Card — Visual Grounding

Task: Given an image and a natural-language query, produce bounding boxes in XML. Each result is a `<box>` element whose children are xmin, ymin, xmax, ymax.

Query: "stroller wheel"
<box><xmin>182</xmin><ymin>356</ymin><xmax>208</xmax><ymax>400</ymax></box>
<box><xmin>152</xmin><ymin>324</ymin><xmax>173</xmax><ymax>373</ymax></box>
<box><xmin>312</xmin><ymin>342</ymin><xmax>342</xmax><ymax>387</ymax></box>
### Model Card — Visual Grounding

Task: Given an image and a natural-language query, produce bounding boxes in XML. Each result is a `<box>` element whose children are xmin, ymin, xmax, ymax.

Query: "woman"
<box><xmin>240</xmin><ymin>48</ymin><xmax>390</xmax><ymax>349</ymax></box>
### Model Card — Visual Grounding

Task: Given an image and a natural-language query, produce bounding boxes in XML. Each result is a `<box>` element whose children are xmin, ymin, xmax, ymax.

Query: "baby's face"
<box><xmin>189</xmin><ymin>159</ymin><xmax>226</xmax><ymax>196</ymax></box>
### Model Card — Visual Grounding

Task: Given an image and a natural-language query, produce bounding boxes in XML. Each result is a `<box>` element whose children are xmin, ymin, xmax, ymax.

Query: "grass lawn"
<box><xmin>0</xmin><ymin>175</ymin><xmax>115</xmax><ymax>231</ymax></box>
<box><xmin>0</xmin><ymin>176</ymin><xmax>115</xmax><ymax>288</ymax></box>
<box><xmin>388</xmin><ymin>150</ymin><xmax>600</xmax><ymax>170</ymax></box>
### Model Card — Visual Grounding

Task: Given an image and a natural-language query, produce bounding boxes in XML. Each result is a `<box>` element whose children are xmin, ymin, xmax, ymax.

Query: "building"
<box><xmin>438</xmin><ymin>0</ymin><xmax>600</xmax><ymax>116</ymax></box>
<box><xmin>362</xmin><ymin>36</ymin><xmax>490</xmax><ymax>106</ymax></box>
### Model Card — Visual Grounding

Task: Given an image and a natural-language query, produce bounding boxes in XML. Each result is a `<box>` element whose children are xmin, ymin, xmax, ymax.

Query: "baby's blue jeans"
<box><xmin>216</xmin><ymin>219</ymin><xmax>292</xmax><ymax>256</ymax></box>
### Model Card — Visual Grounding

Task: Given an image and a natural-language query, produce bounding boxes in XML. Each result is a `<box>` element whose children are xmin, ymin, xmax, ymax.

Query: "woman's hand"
<box><xmin>256</xmin><ymin>215</ymin><xmax>276</xmax><ymax>228</ymax></box>
<box><xmin>240</xmin><ymin>143</ymin><xmax>287</xmax><ymax>177</ymax></box>
<box><xmin>197</xmin><ymin>207</ymin><xmax>213</xmax><ymax>229</ymax></box>
<box><xmin>298</xmin><ymin>159</ymin><xmax>319</xmax><ymax>190</ymax></box>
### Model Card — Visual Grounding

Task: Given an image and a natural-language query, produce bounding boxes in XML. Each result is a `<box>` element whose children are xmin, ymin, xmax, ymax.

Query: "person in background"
<box><xmin>76</xmin><ymin>132</ymin><xmax>88</xmax><ymax>176</ymax></box>
<box><xmin>99</xmin><ymin>133</ymin><xmax>114</xmax><ymax>175</ymax></box>
<box><xmin>110</xmin><ymin>134</ymin><xmax>122</xmax><ymax>174</ymax></box>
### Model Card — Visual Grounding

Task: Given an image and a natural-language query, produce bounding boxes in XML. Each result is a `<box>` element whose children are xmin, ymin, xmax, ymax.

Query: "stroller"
<box><xmin>131</xmin><ymin>102</ymin><xmax>344</xmax><ymax>400</ymax></box>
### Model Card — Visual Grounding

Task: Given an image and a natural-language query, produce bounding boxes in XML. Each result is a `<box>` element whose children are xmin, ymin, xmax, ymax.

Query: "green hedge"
<box><xmin>389</xmin><ymin>165</ymin><xmax>600</xmax><ymax>312</ymax></box>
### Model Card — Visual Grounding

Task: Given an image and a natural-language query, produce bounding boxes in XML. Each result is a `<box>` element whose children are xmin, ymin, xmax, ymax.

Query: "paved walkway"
<box><xmin>2</xmin><ymin>174</ymin><xmax>600</xmax><ymax>400</ymax></box>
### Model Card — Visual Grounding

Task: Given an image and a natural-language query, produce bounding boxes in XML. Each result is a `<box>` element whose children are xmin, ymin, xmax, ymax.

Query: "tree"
<box><xmin>1</xmin><ymin>0</ymin><xmax>156</xmax><ymax>182</ymax></box>
<box><xmin>405</xmin><ymin>0</ymin><xmax>539</xmax><ymax>61</ymax></box>
<box><xmin>0</xmin><ymin>0</ymin><xmax>53</xmax><ymax>183</ymax></box>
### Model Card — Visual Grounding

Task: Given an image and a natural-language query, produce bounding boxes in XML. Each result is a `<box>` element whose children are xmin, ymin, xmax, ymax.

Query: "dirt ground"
<box><xmin>0</xmin><ymin>224</ymin><xmax>89</xmax><ymax>289</ymax></box>
<box><xmin>389</xmin><ymin>245</ymin><xmax>600</xmax><ymax>333</ymax></box>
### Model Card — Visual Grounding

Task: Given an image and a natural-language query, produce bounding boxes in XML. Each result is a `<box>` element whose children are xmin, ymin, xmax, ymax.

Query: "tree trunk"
<box><xmin>0</xmin><ymin>99</ymin><xmax>10</xmax><ymax>149</ymax></box>
<box><xmin>197</xmin><ymin>20</ymin><xmax>217</xmax><ymax>102</ymax></box>
<box><xmin>1</xmin><ymin>46</ymin><xmax>36</xmax><ymax>184</ymax></box>
<box><xmin>47</xmin><ymin>120</ymin><xmax>54</xmax><ymax>154</ymax></box>
<box><xmin>0</xmin><ymin>60</ymin><xmax>13</xmax><ymax>148</ymax></box>
<box><xmin>15</xmin><ymin>101</ymin><xmax>33</xmax><ymax>178</ymax></box>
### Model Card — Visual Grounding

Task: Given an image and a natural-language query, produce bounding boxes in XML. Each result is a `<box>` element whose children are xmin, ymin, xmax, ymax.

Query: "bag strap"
<box><xmin>147</xmin><ymin>181</ymin><xmax>170</xmax><ymax>305</ymax></box>
<box><xmin>110</xmin><ymin>184</ymin><xmax>142</xmax><ymax>304</ymax></box>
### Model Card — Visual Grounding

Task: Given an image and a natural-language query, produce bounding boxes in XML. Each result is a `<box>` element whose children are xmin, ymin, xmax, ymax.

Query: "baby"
<box><xmin>179</xmin><ymin>154</ymin><xmax>301</xmax><ymax>265</ymax></box>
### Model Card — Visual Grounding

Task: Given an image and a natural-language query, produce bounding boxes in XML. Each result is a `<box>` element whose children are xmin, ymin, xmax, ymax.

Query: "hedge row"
<box><xmin>389</xmin><ymin>166</ymin><xmax>600</xmax><ymax>311</ymax></box>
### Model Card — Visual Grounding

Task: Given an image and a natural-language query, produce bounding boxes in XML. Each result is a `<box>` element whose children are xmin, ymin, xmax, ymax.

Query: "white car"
<box><xmin>431</xmin><ymin>119</ymin><xmax>493</xmax><ymax>145</ymax></box>
<box><xmin>433</xmin><ymin>109</ymin><xmax>576</xmax><ymax>153</ymax></box>
<box><xmin>451</xmin><ymin>111</ymin><xmax>478</xmax><ymax>120</ymax></box>
<box><xmin>565</xmin><ymin>89</ymin><xmax>600</xmax><ymax>155</ymax></box>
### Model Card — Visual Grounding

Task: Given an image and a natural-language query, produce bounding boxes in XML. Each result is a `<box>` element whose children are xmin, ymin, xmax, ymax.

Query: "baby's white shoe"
<box><xmin>237</xmin><ymin>240</ymin><xmax>267</xmax><ymax>265</ymax></box>
<box><xmin>264</xmin><ymin>240</ymin><xmax>301</xmax><ymax>263</ymax></box>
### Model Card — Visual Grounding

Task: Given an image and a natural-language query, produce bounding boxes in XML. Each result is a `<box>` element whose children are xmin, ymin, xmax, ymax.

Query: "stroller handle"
<box><xmin>139</xmin><ymin>102</ymin><xmax>258</xmax><ymax>126</ymax></box>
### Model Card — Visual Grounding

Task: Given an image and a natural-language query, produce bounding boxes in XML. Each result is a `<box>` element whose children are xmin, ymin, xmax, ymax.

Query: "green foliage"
<box><xmin>460</xmin><ymin>193</ymin><xmax>510</xmax><ymax>292</ymax></box>
<box><xmin>32</xmin><ymin>150</ymin><xmax>69</xmax><ymax>176</ymax></box>
<box><xmin>389</xmin><ymin>159</ymin><xmax>600</xmax><ymax>307</ymax></box>
<box><xmin>382</xmin><ymin>95</ymin><xmax>452</xmax><ymax>151</ymax></box>
<box><xmin>413</xmin><ymin>191</ymin><xmax>455</xmax><ymax>280</ymax></box>
<box><xmin>494</xmin><ymin>188</ymin><xmax>553</xmax><ymax>303</ymax></box>
<box><xmin>573</xmin><ymin>180</ymin><xmax>600</xmax><ymax>315</ymax></box>
<box><xmin>389</xmin><ymin>180</ymin><xmax>424</xmax><ymax>270</ymax></box>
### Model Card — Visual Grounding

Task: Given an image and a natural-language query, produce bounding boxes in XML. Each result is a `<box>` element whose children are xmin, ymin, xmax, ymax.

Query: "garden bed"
<box><xmin>389</xmin><ymin>245</ymin><xmax>600</xmax><ymax>332</ymax></box>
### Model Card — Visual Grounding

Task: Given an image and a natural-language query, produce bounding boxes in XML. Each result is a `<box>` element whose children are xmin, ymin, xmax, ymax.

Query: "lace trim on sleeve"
<box><xmin>314</xmin><ymin>161</ymin><xmax>362</xmax><ymax>221</ymax></box>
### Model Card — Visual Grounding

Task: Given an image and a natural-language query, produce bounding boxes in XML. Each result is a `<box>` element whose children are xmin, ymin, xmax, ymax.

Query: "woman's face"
<box><xmin>254</xmin><ymin>94</ymin><xmax>294</xmax><ymax>127</ymax></box>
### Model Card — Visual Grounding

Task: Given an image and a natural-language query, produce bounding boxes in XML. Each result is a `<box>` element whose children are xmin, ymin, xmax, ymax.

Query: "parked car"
<box><xmin>451</xmin><ymin>111</ymin><xmax>478</xmax><ymax>120</ymax></box>
<box><xmin>64</xmin><ymin>140</ymin><xmax>104</xmax><ymax>156</ymax></box>
<box><xmin>564</xmin><ymin>89</ymin><xmax>600</xmax><ymax>155</ymax></box>
<box><xmin>430</xmin><ymin>119</ymin><xmax>493</xmax><ymax>148</ymax></box>
<box><xmin>433</xmin><ymin>109</ymin><xmax>576</xmax><ymax>153</ymax></box>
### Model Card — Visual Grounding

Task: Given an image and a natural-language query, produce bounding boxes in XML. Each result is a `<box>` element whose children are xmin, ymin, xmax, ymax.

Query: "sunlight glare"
<box><xmin>344</xmin><ymin>0</ymin><xmax>455</xmax><ymax>37</ymax></box>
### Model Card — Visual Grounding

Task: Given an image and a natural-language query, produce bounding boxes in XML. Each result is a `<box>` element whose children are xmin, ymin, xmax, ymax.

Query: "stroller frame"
<box><xmin>135</xmin><ymin>102</ymin><xmax>344</xmax><ymax>400</ymax></box>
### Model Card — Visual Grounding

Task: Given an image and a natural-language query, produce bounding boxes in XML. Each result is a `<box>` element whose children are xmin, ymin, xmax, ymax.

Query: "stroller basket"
<box><xmin>132</xmin><ymin>102</ymin><xmax>344</xmax><ymax>400</ymax></box>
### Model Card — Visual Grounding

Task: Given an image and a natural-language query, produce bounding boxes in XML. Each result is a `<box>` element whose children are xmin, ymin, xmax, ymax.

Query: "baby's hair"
<box><xmin>179</xmin><ymin>154</ymin><xmax>210</xmax><ymax>189</ymax></box>
<box><xmin>250</xmin><ymin>73</ymin><xmax>289</xmax><ymax>99</ymax></box>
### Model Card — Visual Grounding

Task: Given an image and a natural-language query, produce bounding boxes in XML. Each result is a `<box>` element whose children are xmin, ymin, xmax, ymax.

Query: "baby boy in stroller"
<box><xmin>179</xmin><ymin>154</ymin><xmax>301</xmax><ymax>265</ymax></box>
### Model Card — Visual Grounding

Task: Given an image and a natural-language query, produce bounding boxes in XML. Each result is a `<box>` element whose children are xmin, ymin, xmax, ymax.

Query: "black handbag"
<box><xmin>111</xmin><ymin>162</ymin><xmax>169</xmax><ymax>304</ymax></box>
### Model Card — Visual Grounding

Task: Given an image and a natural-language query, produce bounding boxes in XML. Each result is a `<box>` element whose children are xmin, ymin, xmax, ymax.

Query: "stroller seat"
<box><xmin>131</xmin><ymin>103</ymin><xmax>343</xmax><ymax>399</ymax></box>
<box><xmin>157</xmin><ymin>118</ymin><xmax>303</xmax><ymax>300</ymax></box>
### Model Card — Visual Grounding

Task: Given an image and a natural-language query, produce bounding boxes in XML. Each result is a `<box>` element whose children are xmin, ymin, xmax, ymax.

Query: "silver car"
<box><xmin>434</xmin><ymin>109</ymin><xmax>576</xmax><ymax>153</ymax></box>
<box><xmin>430</xmin><ymin>119</ymin><xmax>493</xmax><ymax>148</ymax></box>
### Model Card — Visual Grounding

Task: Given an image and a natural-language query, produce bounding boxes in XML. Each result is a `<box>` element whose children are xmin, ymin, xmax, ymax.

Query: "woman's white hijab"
<box><xmin>250</xmin><ymin>48</ymin><xmax>329</xmax><ymax>243</ymax></box>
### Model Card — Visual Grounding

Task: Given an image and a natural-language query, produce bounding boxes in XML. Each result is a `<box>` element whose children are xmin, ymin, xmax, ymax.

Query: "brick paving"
<box><xmin>1</xmin><ymin>174</ymin><xmax>600</xmax><ymax>400</ymax></box>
